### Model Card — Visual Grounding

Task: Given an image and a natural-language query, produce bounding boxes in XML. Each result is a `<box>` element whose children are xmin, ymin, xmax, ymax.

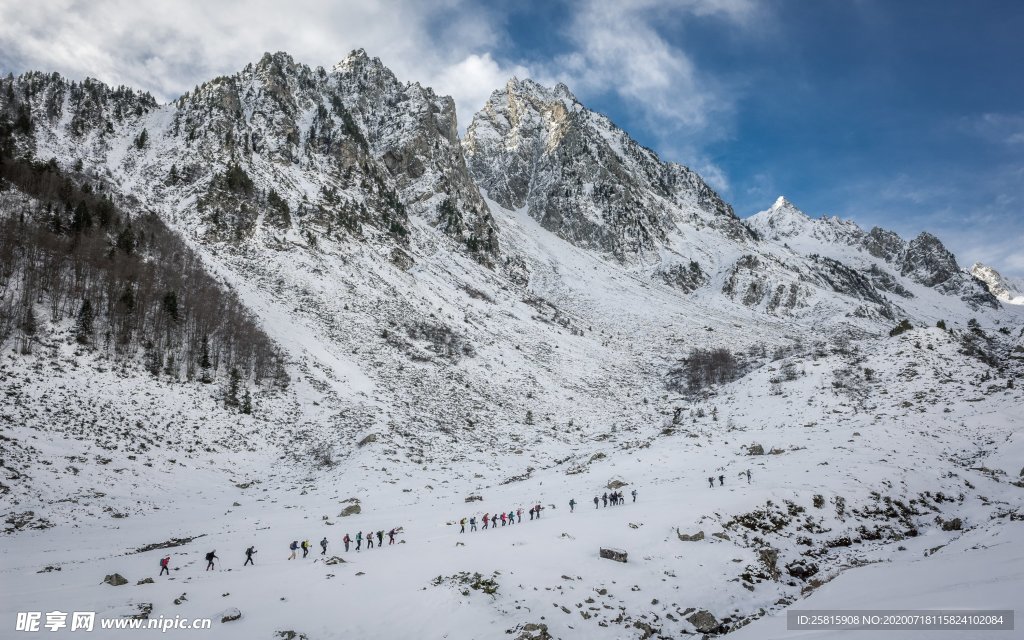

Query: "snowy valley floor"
<box><xmin>3</xmin><ymin>328</ymin><xmax>1023</xmax><ymax>639</ymax></box>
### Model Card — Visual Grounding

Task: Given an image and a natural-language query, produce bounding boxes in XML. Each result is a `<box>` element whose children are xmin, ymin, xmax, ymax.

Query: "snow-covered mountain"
<box><xmin>972</xmin><ymin>262</ymin><xmax>1024</xmax><ymax>305</ymax></box>
<box><xmin>2</xmin><ymin>52</ymin><xmax>1023</xmax><ymax>640</ymax></box>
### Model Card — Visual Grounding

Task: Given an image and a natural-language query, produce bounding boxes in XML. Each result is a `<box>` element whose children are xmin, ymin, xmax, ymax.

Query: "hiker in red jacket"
<box><xmin>159</xmin><ymin>556</ymin><xmax>170</xmax><ymax>576</ymax></box>
<box><xmin>483</xmin><ymin>513</ymin><xmax>490</xmax><ymax>529</ymax></box>
<box><xmin>343</xmin><ymin>534</ymin><xmax>351</xmax><ymax>552</ymax></box>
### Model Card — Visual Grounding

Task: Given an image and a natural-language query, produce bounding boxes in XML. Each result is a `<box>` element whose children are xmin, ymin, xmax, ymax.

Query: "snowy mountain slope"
<box><xmin>2</xmin><ymin>327</ymin><xmax>1022</xmax><ymax>639</ymax></box>
<box><xmin>1</xmin><ymin>50</ymin><xmax>1023</xmax><ymax>640</ymax></box>
<box><xmin>972</xmin><ymin>262</ymin><xmax>1024</xmax><ymax>305</ymax></box>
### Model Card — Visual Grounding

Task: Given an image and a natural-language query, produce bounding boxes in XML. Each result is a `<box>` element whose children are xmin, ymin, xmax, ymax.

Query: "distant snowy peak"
<box><xmin>746</xmin><ymin>196</ymin><xmax>863</xmax><ymax>245</ymax></box>
<box><xmin>971</xmin><ymin>262</ymin><xmax>1024</xmax><ymax>304</ymax></box>
<box><xmin>464</xmin><ymin>76</ymin><xmax>744</xmax><ymax>258</ymax></box>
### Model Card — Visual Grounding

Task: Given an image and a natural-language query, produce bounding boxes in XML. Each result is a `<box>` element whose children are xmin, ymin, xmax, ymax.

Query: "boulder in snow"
<box><xmin>339</xmin><ymin>504</ymin><xmax>361</xmax><ymax>517</ymax></box>
<box><xmin>687</xmin><ymin>609</ymin><xmax>720</xmax><ymax>633</ymax></box>
<box><xmin>219</xmin><ymin>608</ymin><xmax>242</xmax><ymax>623</ymax></box>
<box><xmin>103</xmin><ymin>573</ymin><xmax>128</xmax><ymax>586</ymax></box>
<box><xmin>599</xmin><ymin>547</ymin><xmax>628</xmax><ymax>563</ymax></box>
<box><xmin>676</xmin><ymin>529</ymin><xmax>704</xmax><ymax>542</ymax></box>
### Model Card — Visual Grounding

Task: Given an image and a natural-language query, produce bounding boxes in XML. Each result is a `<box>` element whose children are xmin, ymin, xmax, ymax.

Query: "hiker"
<box><xmin>708</xmin><ymin>477</ymin><xmax>715</xmax><ymax>489</ymax></box>
<box><xmin>500</xmin><ymin>512</ymin><xmax>507</xmax><ymax>526</ymax></box>
<box><xmin>470</xmin><ymin>516</ymin><xmax>477</xmax><ymax>532</ymax></box>
<box><xmin>718</xmin><ymin>474</ymin><xmax>724</xmax><ymax>487</ymax></box>
<box><xmin>631</xmin><ymin>489</ymin><xmax>637</xmax><ymax>503</ymax></box>
<box><xmin>460</xmin><ymin>517</ymin><xmax>467</xmax><ymax>533</ymax></box>
<box><xmin>320</xmin><ymin>537</ymin><xmax>328</xmax><ymax>555</ymax></box>
<box><xmin>289</xmin><ymin>540</ymin><xmax>299</xmax><ymax>560</ymax></box>
<box><xmin>356</xmin><ymin>531</ymin><xmax>362</xmax><ymax>551</ymax></box>
<box><xmin>301</xmin><ymin>540</ymin><xmax>310</xmax><ymax>558</ymax></box>
<box><xmin>517</xmin><ymin>508</ymin><xmax>523</xmax><ymax>523</ymax></box>
<box><xmin>244</xmin><ymin>546</ymin><xmax>256</xmax><ymax>566</ymax></box>
<box><xmin>483</xmin><ymin>513</ymin><xmax>490</xmax><ymax>529</ymax></box>
<box><xmin>377</xmin><ymin>531</ymin><xmax>384</xmax><ymax>547</ymax></box>
<box><xmin>529</xmin><ymin>506</ymin><xmax>535</xmax><ymax>520</ymax></box>
<box><xmin>569</xmin><ymin>499</ymin><xmax>576</xmax><ymax>512</ymax></box>
<box><xmin>535</xmin><ymin>504</ymin><xmax>542</xmax><ymax>518</ymax></box>
<box><xmin>367</xmin><ymin>532</ymin><xmax>374</xmax><ymax>549</ymax></box>
<box><xmin>602</xmin><ymin>493</ymin><xmax>608</xmax><ymax>507</ymax></box>
<box><xmin>594</xmin><ymin>496</ymin><xmax>599</xmax><ymax>508</ymax></box>
<box><xmin>159</xmin><ymin>556</ymin><xmax>170</xmax><ymax>576</ymax></box>
<box><xmin>746</xmin><ymin>469</ymin><xmax>752</xmax><ymax>484</ymax></box>
<box><xmin>205</xmin><ymin>550</ymin><xmax>218</xmax><ymax>571</ymax></box>
<box><xmin>343</xmin><ymin>534</ymin><xmax>351</xmax><ymax>552</ymax></box>
<box><xmin>507</xmin><ymin>509</ymin><xmax>515</xmax><ymax>526</ymax></box>
<box><xmin>388</xmin><ymin>529</ymin><xmax>396</xmax><ymax>545</ymax></box>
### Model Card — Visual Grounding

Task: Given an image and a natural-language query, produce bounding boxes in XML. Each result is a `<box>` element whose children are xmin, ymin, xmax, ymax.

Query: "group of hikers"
<box><xmin>708</xmin><ymin>469</ymin><xmax>752</xmax><ymax>487</ymax></box>
<box><xmin>155</xmin><ymin>486</ymin><xmax>664</xmax><ymax>575</ymax></box>
<box><xmin>290</xmin><ymin>528</ymin><xmax>401</xmax><ymax>558</ymax></box>
<box><xmin>591</xmin><ymin>489</ymin><xmax>636</xmax><ymax>509</ymax></box>
<box><xmin>457</xmin><ymin>490</ymin><xmax>640</xmax><ymax>532</ymax></box>
<box><xmin>457</xmin><ymin>503</ymin><xmax>547</xmax><ymax>532</ymax></box>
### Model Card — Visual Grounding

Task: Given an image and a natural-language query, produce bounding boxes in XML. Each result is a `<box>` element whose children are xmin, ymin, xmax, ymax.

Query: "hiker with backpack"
<box><xmin>569</xmin><ymin>499</ymin><xmax>576</xmax><ymax>512</ymax></box>
<box><xmin>460</xmin><ymin>517</ymin><xmax>467</xmax><ymax>533</ymax></box>
<box><xmin>301</xmin><ymin>540</ymin><xmax>310</xmax><ymax>558</ymax></box>
<box><xmin>289</xmin><ymin>541</ymin><xmax>299</xmax><ymax>560</ymax></box>
<box><xmin>483</xmin><ymin>513</ymin><xmax>490</xmax><ymax>529</ymax></box>
<box><xmin>708</xmin><ymin>476</ymin><xmax>715</xmax><ymax>488</ymax></box>
<box><xmin>469</xmin><ymin>516</ymin><xmax>477</xmax><ymax>532</ymax></box>
<box><xmin>377</xmin><ymin>531</ymin><xmax>384</xmax><ymax>547</ymax></box>
<box><xmin>388</xmin><ymin>529</ymin><xmax>396</xmax><ymax>545</ymax></box>
<box><xmin>631</xmin><ymin>489</ymin><xmax>637</xmax><ymax>503</ymax></box>
<box><xmin>320</xmin><ymin>537</ymin><xmax>328</xmax><ymax>555</ymax></box>
<box><xmin>356</xmin><ymin>531</ymin><xmax>362</xmax><ymax>551</ymax></box>
<box><xmin>535</xmin><ymin>504</ymin><xmax>542</xmax><ymax>518</ymax></box>
<box><xmin>366</xmin><ymin>531</ymin><xmax>374</xmax><ymax>549</ymax></box>
<box><xmin>343</xmin><ymin>534</ymin><xmax>351</xmax><ymax>552</ymax></box>
<box><xmin>205</xmin><ymin>551</ymin><xmax>218</xmax><ymax>571</ymax></box>
<box><xmin>244</xmin><ymin>546</ymin><xmax>256</xmax><ymax>566</ymax></box>
<box><xmin>159</xmin><ymin>556</ymin><xmax>170</xmax><ymax>576</ymax></box>
<box><xmin>517</xmin><ymin>508</ymin><xmax>523</xmax><ymax>523</ymax></box>
<box><xmin>593</xmin><ymin>496</ymin><xmax>599</xmax><ymax>508</ymax></box>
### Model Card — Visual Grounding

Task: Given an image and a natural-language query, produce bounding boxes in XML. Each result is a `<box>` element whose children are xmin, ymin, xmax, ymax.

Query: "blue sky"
<box><xmin>2</xmin><ymin>0</ymin><xmax>1021</xmax><ymax>275</ymax></box>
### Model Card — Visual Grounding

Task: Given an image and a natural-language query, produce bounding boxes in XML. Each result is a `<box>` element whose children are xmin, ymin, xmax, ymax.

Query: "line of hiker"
<box><xmin>458</xmin><ymin>503</ymin><xmax>545</xmax><ymax>533</ymax></box>
<box><xmin>593</xmin><ymin>489</ymin><xmax>635</xmax><ymax>508</ymax></box>
<box><xmin>289</xmin><ymin>528</ymin><xmax>400</xmax><ymax>558</ymax></box>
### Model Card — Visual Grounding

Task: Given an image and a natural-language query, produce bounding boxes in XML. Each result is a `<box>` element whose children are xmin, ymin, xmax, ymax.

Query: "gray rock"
<box><xmin>219</xmin><ymin>607</ymin><xmax>242</xmax><ymax>623</ymax></box>
<box><xmin>599</xmin><ymin>548</ymin><xmax>628</xmax><ymax>563</ymax></box>
<box><xmin>103</xmin><ymin>573</ymin><xmax>128</xmax><ymax>586</ymax></box>
<box><xmin>676</xmin><ymin>529</ymin><xmax>705</xmax><ymax>542</ymax></box>
<box><xmin>357</xmin><ymin>433</ymin><xmax>377</xmax><ymax>447</ymax></box>
<box><xmin>339</xmin><ymin>504</ymin><xmax>361</xmax><ymax>517</ymax></box>
<box><xmin>747</xmin><ymin>443</ymin><xmax>765</xmax><ymax>455</ymax></box>
<box><xmin>324</xmin><ymin>556</ymin><xmax>346</xmax><ymax>565</ymax></box>
<box><xmin>687</xmin><ymin>609</ymin><xmax>720</xmax><ymax>633</ymax></box>
<box><xmin>136</xmin><ymin>577</ymin><xmax>154</xmax><ymax>585</ymax></box>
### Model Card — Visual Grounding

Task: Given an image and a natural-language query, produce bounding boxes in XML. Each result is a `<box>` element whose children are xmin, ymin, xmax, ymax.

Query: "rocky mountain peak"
<box><xmin>971</xmin><ymin>262</ymin><xmax>1024</xmax><ymax>304</ymax></box>
<box><xmin>901</xmin><ymin>231</ymin><xmax>960</xmax><ymax>288</ymax></box>
<box><xmin>463</xmin><ymin>77</ymin><xmax>743</xmax><ymax>258</ymax></box>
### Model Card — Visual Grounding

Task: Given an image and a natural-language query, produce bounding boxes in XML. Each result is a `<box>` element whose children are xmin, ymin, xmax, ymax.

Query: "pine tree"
<box><xmin>75</xmin><ymin>299</ymin><xmax>94</xmax><ymax>344</ymax></box>
<box><xmin>199</xmin><ymin>334</ymin><xmax>212</xmax><ymax>383</ymax></box>
<box><xmin>225</xmin><ymin>367</ymin><xmax>241</xmax><ymax>408</ymax></box>
<box><xmin>241</xmin><ymin>387</ymin><xmax>253</xmax><ymax>414</ymax></box>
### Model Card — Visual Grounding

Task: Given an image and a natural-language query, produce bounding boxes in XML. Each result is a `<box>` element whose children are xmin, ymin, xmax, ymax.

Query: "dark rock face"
<box><xmin>862</xmin><ymin>227</ymin><xmax>907</xmax><ymax>262</ymax></box>
<box><xmin>464</xmin><ymin>78</ymin><xmax>745</xmax><ymax>260</ymax></box>
<box><xmin>901</xmin><ymin>232</ymin><xmax>961</xmax><ymax>289</ymax></box>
